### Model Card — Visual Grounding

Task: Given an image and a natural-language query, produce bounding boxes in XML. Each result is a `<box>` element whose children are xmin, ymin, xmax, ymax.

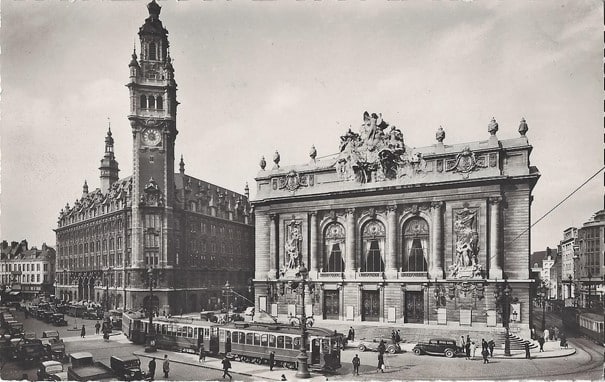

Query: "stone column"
<box><xmin>430</xmin><ymin>202</ymin><xmax>444</xmax><ymax>279</ymax></box>
<box><xmin>268</xmin><ymin>213</ymin><xmax>278</xmax><ymax>280</ymax></box>
<box><xmin>386</xmin><ymin>205</ymin><xmax>398</xmax><ymax>278</ymax></box>
<box><xmin>489</xmin><ymin>197</ymin><xmax>503</xmax><ymax>279</ymax></box>
<box><xmin>309</xmin><ymin>211</ymin><xmax>319</xmax><ymax>276</ymax></box>
<box><xmin>345</xmin><ymin>208</ymin><xmax>356</xmax><ymax>277</ymax></box>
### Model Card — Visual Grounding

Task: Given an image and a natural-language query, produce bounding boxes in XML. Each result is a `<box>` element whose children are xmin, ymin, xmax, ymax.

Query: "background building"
<box><xmin>0</xmin><ymin>240</ymin><xmax>56</xmax><ymax>300</ymax></box>
<box><xmin>252</xmin><ymin>113</ymin><xmax>539</xmax><ymax>337</ymax></box>
<box><xmin>559</xmin><ymin>227</ymin><xmax>579</xmax><ymax>302</ymax></box>
<box><xmin>576</xmin><ymin>209</ymin><xmax>604</xmax><ymax>309</ymax></box>
<box><xmin>54</xmin><ymin>1</ymin><xmax>255</xmax><ymax>315</ymax></box>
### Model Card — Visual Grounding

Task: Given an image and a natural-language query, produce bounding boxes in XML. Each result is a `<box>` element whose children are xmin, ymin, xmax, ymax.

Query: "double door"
<box><xmin>405</xmin><ymin>291</ymin><xmax>424</xmax><ymax>323</ymax></box>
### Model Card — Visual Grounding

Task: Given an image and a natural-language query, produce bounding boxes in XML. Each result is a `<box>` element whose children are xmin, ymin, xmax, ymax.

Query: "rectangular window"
<box><xmin>269</xmin><ymin>335</ymin><xmax>276</xmax><ymax>347</ymax></box>
<box><xmin>239</xmin><ymin>332</ymin><xmax>245</xmax><ymax>344</ymax></box>
<box><xmin>261</xmin><ymin>334</ymin><xmax>268</xmax><ymax>347</ymax></box>
<box><xmin>246</xmin><ymin>333</ymin><xmax>253</xmax><ymax>345</ymax></box>
<box><xmin>232</xmin><ymin>332</ymin><xmax>238</xmax><ymax>344</ymax></box>
<box><xmin>254</xmin><ymin>333</ymin><xmax>261</xmax><ymax>346</ymax></box>
<box><xmin>285</xmin><ymin>337</ymin><xmax>293</xmax><ymax>349</ymax></box>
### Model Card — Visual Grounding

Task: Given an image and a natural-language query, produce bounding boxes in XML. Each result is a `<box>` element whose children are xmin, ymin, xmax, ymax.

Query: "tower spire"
<box><xmin>99</xmin><ymin>123</ymin><xmax>119</xmax><ymax>193</ymax></box>
<box><xmin>179</xmin><ymin>155</ymin><xmax>185</xmax><ymax>174</ymax></box>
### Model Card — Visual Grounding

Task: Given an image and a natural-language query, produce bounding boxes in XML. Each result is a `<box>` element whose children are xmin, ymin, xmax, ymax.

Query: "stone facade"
<box><xmin>54</xmin><ymin>1</ymin><xmax>254</xmax><ymax>315</ymax></box>
<box><xmin>576</xmin><ymin>209</ymin><xmax>605</xmax><ymax>308</ymax></box>
<box><xmin>0</xmin><ymin>240</ymin><xmax>56</xmax><ymax>298</ymax></box>
<box><xmin>252</xmin><ymin>112</ymin><xmax>539</xmax><ymax>337</ymax></box>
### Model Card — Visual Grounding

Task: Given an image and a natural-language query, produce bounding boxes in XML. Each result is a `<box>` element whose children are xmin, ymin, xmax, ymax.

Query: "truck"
<box><xmin>67</xmin><ymin>352</ymin><xmax>115</xmax><ymax>381</ymax></box>
<box><xmin>109</xmin><ymin>355</ymin><xmax>145</xmax><ymax>381</ymax></box>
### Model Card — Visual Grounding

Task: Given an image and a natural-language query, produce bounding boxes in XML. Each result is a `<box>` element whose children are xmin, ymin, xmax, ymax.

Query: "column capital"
<box><xmin>386</xmin><ymin>204</ymin><xmax>398</xmax><ymax>214</ymax></box>
<box><xmin>309</xmin><ymin>211</ymin><xmax>318</xmax><ymax>217</ymax></box>
<box><xmin>269</xmin><ymin>213</ymin><xmax>279</xmax><ymax>221</ymax></box>
<box><xmin>346</xmin><ymin>208</ymin><xmax>356</xmax><ymax>217</ymax></box>
<box><xmin>431</xmin><ymin>201</ymin><xmax>444</xmax><ymax>210</ymax></box>
<box><xmin>488</xmin><ymin>196</ymin><xmax>503</xmax><ymax>205</ymax></box>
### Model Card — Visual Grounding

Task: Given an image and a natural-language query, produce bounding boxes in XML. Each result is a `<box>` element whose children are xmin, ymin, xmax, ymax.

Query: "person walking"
<box><xmin>543</xmin><ymin>328</ymin><xmax>550</xmax><ymax>342</ymax></box>
<box><xmin>524</xmin><ymin>342</ymin><xmax>531</xmax><ymax>359</ymax></box>
<box><xmin>148</xmin><ymin>358</ymin><xmax>156</xmax><ymax>381</ymax></box>
<box><xmin>348</xmin><ymin>327</ymin><xmax>355</xmax><ymax>342</ymax></box>
<box><xmin>80</xmin><ymin>324</ymin><xmax>86</xmax><ymax>338</ymax></box>
<box><xmin>269</xmin><ymin>351</ymin><xmax>275</xmax><ymax>371</ymax></box>
<box><xmin>376</xmin><ymin>352</ymin><xmax>384</xmax><ymax>373</ymax></box>
<box><xmin>538</xmin><ymin>336</ymin><xmax>545</xmax><ymax>352</ymax></box>
<box><xmin>482</xmin><ymin>347</ymin><xmax>490</xmax><ymax>364</ymax></box>
<box><xmin>396</xmin><ymin>330</ymin><xmax>401</xmax><ymax>343</ymax></box>
<box><xmin>199</xmin><ymin>343</ymin><xmax>205</xmax><ymax>362</ymax></box>
<box><xmin>352</xmin><ymin>354</ymin><xmax>360</xmax><ymax>376</ymax></box>
<box><xmin>222</xmin><ymin>357</ymin><xmax>232</xmax><ymax>380</ymax></box>
<box><xmin>95</xmin><ymin>321</ymin><xmax>101</xmax><ymax>335</ymax></box>
<box><xmin>162</xmin><ymin>354</ymin><xmax>170</xmax><ymax>378</ymax></box>
<box><xmin>377</xmin><ymin>340</ymin><xmax>386</xmax><ymax>355</ymax></box>
<box><xmin>488</xmin><ymin>340</ymin><xmax>495</xmax><ymax>358</ymax></box>
<box><xmin>471</xmin><ymin>341</ymin><xmax>477</xmax><ymax>359</ymax></box>
<box><xmin>554</xmin><ymin>326</ymin><xmax>560</xmax><ymax>341</ymax></box>
<box><xmin>481</xmin><ymin>339</ymin><xmax>488</xmax><ymax>352</ymax></box>
<box><xmin>465</xmin><ymin>339</ymin><xmax>471</xmax><ymax>360</ymax></box>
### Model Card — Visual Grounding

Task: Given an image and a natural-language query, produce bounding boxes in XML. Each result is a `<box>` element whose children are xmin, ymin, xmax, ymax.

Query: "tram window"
<box><xmin>269</xmin><ymin>334</ymin><xmax>276</xmax><ymax>347</ymax></box>
<box><xmin>167</xmin><ymin>325</ymin><xmax>174</xmax><ymax>336</ymax></box>
<box><xmin>239</xmin><ymin>332</ymin><xmax>245</xmax><ymax>344</ymax></box>
<box><xmin>254</xmin><ymin>333</ymin><xmax>261</xmax><ymax>346</ymax></box>
<box><xmin>176</xmin><ymin>326</ymin><xmax>183</xmax><ymax>337</ymax></box>
<box><xmin>277</xmin><ymin>336</ymin><xmax>284</xmax><ymax>348</ymax></box>
<box><xmin>232</xmin><ymin>332</ymin><xmax>238</xmax><ymax>343</ymax></box>
<box><xmin>285</xmin><ymin>337</ymin><xmax>293</xmax><ymax>349</ymax></box>
<box><xmin>261</xmin><ymin>334</ymin><xmax>268</xmax><ymax>347</ymax></box>
<box><xmin>226</xmin><ymin>330</ymin><xmax>230</xmax><ymax>340</ymax></box>
<box><xmin>205</xmin><ymin>328</ymin><xmax>209</xmax><ymax>337</ymax></box>
<box><xmin>246</xmin><ymin>333</ymin><xmax>253</xmax><ymax>345</ymax></box>
<box><xmin>162</xmin><ymin>325</ymin><xmax>167</xmax><ymax>335</ymax></box>
<box><xmin>187</xmin><ymin>327</ymin><xmax>193</xmax><ymax>338</ymax></box>
<box><xmin>293</xmin><ymin>337</ymin><xmax>300</xmax><ymax>350</ymax></box>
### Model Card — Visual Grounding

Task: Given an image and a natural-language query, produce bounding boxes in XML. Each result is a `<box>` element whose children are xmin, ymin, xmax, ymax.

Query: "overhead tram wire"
<box><xmin>508</xmin><ymin>165</ymin><xmax>605</xmax><ymax>245</ymax></box>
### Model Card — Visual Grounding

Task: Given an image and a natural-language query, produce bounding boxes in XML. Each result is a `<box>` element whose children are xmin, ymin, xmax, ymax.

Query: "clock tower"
<box><xmin>127</xmin><ymin>0</ymin><xmax>178</xmax><ymax>269</ymax></box>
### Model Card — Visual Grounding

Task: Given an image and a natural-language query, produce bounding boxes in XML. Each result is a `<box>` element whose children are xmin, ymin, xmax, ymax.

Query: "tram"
<box><xmin>561</xmin><ymin>307</ymin><xmax>604</xmax><ymax>346</ymax></box>
<box><xmin>122</xmin><ymin>311</ymin><xmax>342</xmax><ymax>371</ymax></box>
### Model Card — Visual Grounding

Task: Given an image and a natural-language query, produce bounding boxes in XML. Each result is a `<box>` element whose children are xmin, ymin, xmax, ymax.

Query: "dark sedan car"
<box><xmin>412</xmin><ymin>338</ymin><xmax>464</xmax><ymax>358</ymax></box>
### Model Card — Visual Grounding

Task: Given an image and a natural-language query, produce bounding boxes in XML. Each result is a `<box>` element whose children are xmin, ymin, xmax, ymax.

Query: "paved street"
<box><xmin>1</xmin><ymin>308</ymin><xmax>602</xmax><ymax>381</ymax></box>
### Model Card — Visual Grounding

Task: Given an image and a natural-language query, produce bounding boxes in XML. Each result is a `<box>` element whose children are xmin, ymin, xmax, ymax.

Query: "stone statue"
<box><xmin>449</xmin><ymin>208</ymin><xmax>482</xmax><ymax>278</ymax></box>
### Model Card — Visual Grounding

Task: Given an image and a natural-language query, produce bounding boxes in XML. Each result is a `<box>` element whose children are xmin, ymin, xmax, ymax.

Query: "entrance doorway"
<box><xmin>323</xmin><ymin>290</ymin><xmax>340</xmax><ymax>319</ymax></box>
<box><xmin>362</xmin><ymin>290</ymin><xmax>380</xmax><ymax>321</ymax></box>
<box><xmin>405</xmin><ymin>291</ymin><xmax>424</xmax><ymax>323</ymax></box>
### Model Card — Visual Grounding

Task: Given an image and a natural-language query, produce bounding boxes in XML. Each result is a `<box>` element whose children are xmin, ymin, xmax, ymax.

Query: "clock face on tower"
<box><xmin>142</xmin><ymin>128</ymin><xmax>162</xmax><ymax>146</ymax></box>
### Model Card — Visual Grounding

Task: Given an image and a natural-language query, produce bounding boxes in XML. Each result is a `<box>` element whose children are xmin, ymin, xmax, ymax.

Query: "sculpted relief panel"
<box><xmin>448</xmin><ymin>207</ymin><xmax>483</xmax><ymax>279</ymax></box>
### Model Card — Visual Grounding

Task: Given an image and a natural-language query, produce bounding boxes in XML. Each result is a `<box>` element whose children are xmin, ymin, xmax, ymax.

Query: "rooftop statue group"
<box><xmin>336</xmin><ymin>111</ymin><xmax>425</xmax><ymax>183</ymax></box>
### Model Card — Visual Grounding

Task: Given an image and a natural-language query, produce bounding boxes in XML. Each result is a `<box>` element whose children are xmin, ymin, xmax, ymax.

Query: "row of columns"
<box><xmin>256</xmin><ymin>197</ymin><xmax>503</xmax><ymax>280</ymax></box>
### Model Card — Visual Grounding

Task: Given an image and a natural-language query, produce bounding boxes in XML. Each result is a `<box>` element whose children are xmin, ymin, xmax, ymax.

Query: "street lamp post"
<box><xmin>222</xmin><ymin>281</ymin><xmax>232</xmax><ymax>316</ymax></box>
<box><xmin>105</xmin><ymin>267</ymin><xmax>113</xmax><ymax>312</ymax></box>
<box><xmin>540</xmin><ymin>282</ymin><xmax>547</xmax><ymax>332</ymax></box>
<box><xmin>145</xmin><ymin>267</ymin><xmax>156</xmax><ymax>353</ymax></box>
<box><xmin>586</xmin><ymin>272</ymin><xmax>592</xmax><ymax>309</ymax></box>
<box><xmin>294</xmin><ymin>266</ymin><xmax>311</xmax><ymax>379</ymax></box>
<box><xmin>494</xmin><ymin>278</ymin><xmax>512</xmax><ymax>357</ymax></box>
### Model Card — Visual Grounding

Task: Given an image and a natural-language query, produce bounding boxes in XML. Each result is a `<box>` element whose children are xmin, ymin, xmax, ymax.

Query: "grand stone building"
<box><xmin>1</xmin><ymin>240</ymin><xmax>56</xmax><ymax>299</ymax></box>
<box><xmin>55</xmin><ymin>1</ymin><xmax>254</xmax><ymax>315</ymax></box>
<box><xmin>252</xmin><ymin>113</ymin><xmax>539</xmax><ymax>336</ymax></box>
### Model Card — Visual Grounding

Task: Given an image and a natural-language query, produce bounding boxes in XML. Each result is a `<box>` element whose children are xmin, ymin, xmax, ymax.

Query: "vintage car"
<box><xmin>42</xmin><ymin>310</ymin><xmax>56</xmax><ymax>323</ymax></box>
<box><xmin>82</xmin><ymin>308</ymin><xmax>104</xmax><ymax>320</ymax></box>
<box><xmin>23</xmin><ymin>331</ymin><xmax>37</xmax><ymax>342</ymax></box>
<box><xmin>41</xmin><ymin>331</ymin><xmax>65</xmax><ymax>360</ymax></box>
<box><xmin>110</xmin><ymin>355</ymin><xmax>145</xmax><ymax>381</ymax></box>
<box><xmin>52</xmin><ymin>313</ymin><xmax>68</xmax><ymax>326</ymax></box>
<box><xmin>37</xmin><ymin>360</ymin><xmax>68</xmax><ymax>381</ymax></box>
<box><xmin>357</xmin><ymin>338</ymin><xmax>402</xmax><ymax>354</ymax></box>
<box><xmin>412</xmin><ymin>338</ymin><xmax>464</xmax><ymax>358</ymax></box>
<box><xmin>16</xmin><ymin>338</ymin><xmax>49</xmax><ymax>363</ymax></box>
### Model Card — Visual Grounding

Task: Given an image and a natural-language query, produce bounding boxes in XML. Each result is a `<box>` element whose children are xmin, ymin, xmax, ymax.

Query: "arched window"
<box><xmin>148</xmin><ymin>95</ymin><xmax>155</xmax><ymax>109</ymax></box>
<box><xmin>140</xmin><ymin>95</ymin><xmax>147</xmax><ymax>109</ymax></box>
<box><xmin>323</xmin><ymin>223</ymin><xmax>345</xmax><ymax>272</ymax></box>
<box><xmin>156</xmin><ymin>96</ymin><xmax>163</xmax><ymax>110</ymax></box>
<box><xmin>361</xmin><ymin>220</ymin><xmax>385</xmax><ymax>272</ymax></box>
<box><xmin>149</xmin><ymin>42</ymin><xmax>156</xmax><ymax>60</ymax></box>
<box><xmin>402</xmin><ymin>217</ymin><xmax>429</xmax><ymax>272</ymax></box>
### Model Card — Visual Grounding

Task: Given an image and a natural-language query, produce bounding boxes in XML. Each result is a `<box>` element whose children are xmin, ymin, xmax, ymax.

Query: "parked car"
<box><xmin>37</xmin><ymin>360</ymin><xmax>68</xmax><ymax>381</ymax></box>
<box><xmin>41</xmin><ymin>331</ymin><xmax>65</xmax><ymax>361</ymax></box>
<box><xmin>52</xmin><ymin>314</ymin><xmax>68</xmax><ymax>326</ymax></box>
<box><xmin>412</xmin><ymin>338</ymin><xmax>464</xmax><ymax>358</ymax></box>
<box><xmin>23</xmin><ymin>331</ymin><xmax>37</xmax><ymax>342</ymax></box>
<box><xmin>16</xmin><ymin>339</ymin><xmax>49</xmax><ymax>363</ymax></box>
<box><xmin>110</xmin><ymin>355</ymin><xmax>145</xmax><ymax>381</ymax></box>
<box><xmin>357</xmin><ymin>338</ymin><xmax>402</xmax><ymax>354</ymax></box>
<box><xmin>82</xmin><ymin>308</ymin><xmax>103</xmax><ymax>320</ymax></box>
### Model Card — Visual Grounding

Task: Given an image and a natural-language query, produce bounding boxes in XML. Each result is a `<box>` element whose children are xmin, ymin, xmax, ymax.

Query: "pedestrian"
<box><xmin>488</xmin><ymin>340</ymin><xmax>495</xmax><ymax>357</ymax></box>
<box><xmin>352</xmin><ymin>354</ymin><xmax>360</xmax><ymax>376</ymax></box>
<box><xmin>543</xmin><ymin>328</ymin><xmax>550</xmax><ymax>342</ymax></box>
<box><xmin>377</xmin><ymin>352</ymin><xmax>384</xmax><ymax>373</ymax></box>
<box><xmin>199</xmin><ymin>343</ymin><xmax>205</xmax><ymax>362</ymax></box>
<box><xmin>471</xmin><ymin>341</ymin><xmax>477</xmax><ymax>359</ymax></box>
<box><xmin>460</xmin><ymin>336</ymin><xmax>465</xmax><ymax>351</ymax></box>
<box><xmin>391</xmin><ymin>330</ymin><xmax>397</xmax><ymax>344</ymax></box>
<box><xmin>162</xmin><ymin>354</ymin><xmax>170</xmax><ymax>378</ymax></box>
<box><xmin>148</xmin><ymin>358</ymin><xmax>156</xmax><ymax>381</ymax></box>
<box><xmin>280</xmin><ymin>374</ymin><xmax>287</xmax><ymax>381</ymax></box>
<box><xmin>222</xmin><ymin>357</ymin><xmax>232</xmax><ymax>380</ymax></box>
<box><xmin>524</xmin><ymin>342</ymin><xmax>531</xmax><ymax>359</ymax></box>
<box><xmin>465</xmin><ymin>340</ymin><xmax>471</xmax><ymax>360</ymax></box>
<box><xmin>550</xmin><ymin>326</ymin><xmax>555</xmax><ymax>341</ymax></box>
<box><xmin>396</xmin><ymin>330</ymin><xmax>401</xmax><ymax>343</ymax></box>
<box><xmin>481</xmin><ymin>339</ymin><xmax>488</xmax><ymax>351</ymax></box>
<box><xmin>226</xmin><ymin>336</ymin><xmax>232</xmax><ymax>354</ymax></box>
<box><xmin>482</xmin><ymin>347</ymin><xmax>490</xmax><ymax>364</ymax></box>
<box><xmin>538</xmin><ymin>336</ymin><xmax>545</xmax><ymax>352</ymax></box>
<box><xmin>377</xmin><ymin>340</ymin><xmax>386</xmax><ymax>355</ymax></box>
<box><xmin>269</xmin><ymin>351</ymin><xmax>275</xmax><ymax>371</ymax></box>
<box><xmin>95</xmin><ymin>321</ymin><xmax>101</xmax><ymax>335</ymax></box>
<box><xmin>554</xmin><ymin>326</ymin><xmax>559</xmax><ymax>341</ymax></box>
<box><xmin>531</xmin><ymin>326</ymin><xmax>536</xmax><ymax>340</ymax></box>
<box><xmin>80</xmin><ymin>324</ymin><xmax>86</xmax><ymax>338</ymax></box>
<box><xmin>348</xmin><ymin>326</ymin><xmax>355</xmax><ymax>342</ymax></box>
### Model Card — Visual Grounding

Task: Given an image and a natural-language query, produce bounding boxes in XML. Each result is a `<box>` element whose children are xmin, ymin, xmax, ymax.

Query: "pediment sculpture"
<box><xmin>140</xmin><ymin>177</ymin><xmax>165</xmax><ymax>207</ymax></box>
<box><xmin>448</xmin><ymin>208</ymin><xmax>483</xmax><ymax>279</ymax></box>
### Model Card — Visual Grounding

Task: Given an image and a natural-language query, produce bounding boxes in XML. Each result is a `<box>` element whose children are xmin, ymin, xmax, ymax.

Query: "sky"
<box><xmin>1</xmin><ymin>0</ymin><xmax>602</xmax><ymax>253</ymax></box>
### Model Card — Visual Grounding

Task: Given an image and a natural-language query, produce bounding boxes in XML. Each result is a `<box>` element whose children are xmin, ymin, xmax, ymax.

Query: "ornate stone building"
<box><xmin>54</xmin><ymin>1</ymin><xmax>254</xmax><ymax>315</ymax></box>
<box><xmin>1</xmin><ymin>240</ymin><xmax>56</xmax><ymax>299</ymax></box>
<box><xmin>252</xmin><ymin>113</ymin><xmax>539</xmax><ymax>336</ymax></box>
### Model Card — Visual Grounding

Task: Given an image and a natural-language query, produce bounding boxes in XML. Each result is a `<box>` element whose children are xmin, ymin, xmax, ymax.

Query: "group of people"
<box><xmin>147</xmin><ymin>355</ymin><xmax>170</xmax><ymax>381</ymax></box>
<box><xmin>461</xmin><ymin>335</ymin><xmax>496</xmax><ymax>363</ymax></box>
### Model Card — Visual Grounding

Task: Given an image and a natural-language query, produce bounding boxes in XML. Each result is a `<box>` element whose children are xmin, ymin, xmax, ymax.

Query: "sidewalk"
<box><xmin>133</xmin><ymin>350</ymin><xmax>328</xmax><ymax>381</ymax></box>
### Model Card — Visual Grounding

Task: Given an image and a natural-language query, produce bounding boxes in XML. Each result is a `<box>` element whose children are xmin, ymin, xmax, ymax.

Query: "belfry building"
<box><xmin>252</xmin><ymin>113</ymin><xmax>539</xmax><ymax>336</ymax></box>
<box><xmin>55</xmin><ymin>1</ymin><xmax>254</xmax><ymax>315</ymax></box>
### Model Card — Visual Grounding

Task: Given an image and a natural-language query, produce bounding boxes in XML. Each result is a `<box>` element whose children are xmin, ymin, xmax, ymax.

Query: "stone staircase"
<box><xmin>495</xmin><ymin>332</ymin><xmax>538</xmax><ymax>350</ymax></box>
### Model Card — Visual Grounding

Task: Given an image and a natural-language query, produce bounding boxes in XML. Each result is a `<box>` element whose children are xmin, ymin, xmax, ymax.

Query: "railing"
<box><xmin>318</xmin><ymin>272</ymin><xmax>343</xmax><ymax>279</ymax></box>
<box><xmin>398</xmin><ymin>271</ymin><xmax>428</xmax><ymax>278</ymax></box>
<box><xmin>358</xmin><ymin>272</ymin><xmax>384</xmax><ymax>278</ymax></box>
